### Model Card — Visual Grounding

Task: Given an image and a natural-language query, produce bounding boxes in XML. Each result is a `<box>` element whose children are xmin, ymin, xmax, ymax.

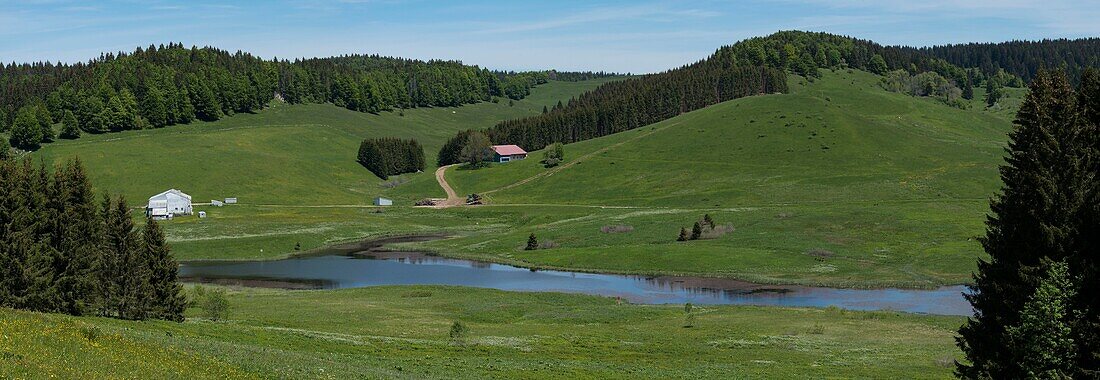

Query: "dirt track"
<box><xmin>434</xmin><ymin>164</ymin><xmax>465</xmax><ymax>207</ymax></box>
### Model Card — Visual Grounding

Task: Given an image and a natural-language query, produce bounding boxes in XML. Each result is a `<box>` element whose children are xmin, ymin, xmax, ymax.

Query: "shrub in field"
<box><xmin>449</xmin><ymin>321</ymin><xmax>469</xmax><ymax>345</ymax></box>
<box><xmin>193</xmin><ymin>286</ymin><xmax>230</xmax><ymax>321</ymax></box>
<box><xmin>699</xmin><ymin>224</ymin><xmax>735</xmax><ymax>239</ymax></box>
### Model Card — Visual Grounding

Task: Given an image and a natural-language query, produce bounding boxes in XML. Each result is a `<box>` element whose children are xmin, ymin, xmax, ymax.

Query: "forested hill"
<box><xmin>0</xmin><ymin>43</ymin><xmax>616</xmax><ymax>149</ymax></box>
<box><xmin>910</xmin><ymin>38</ymin><xmax>1100</xmax><ymax>82</ymax></box>
<box><xmin>446</xmin><ymin>31</ymin><xmax>979</xmax><ymax>158</ymax></box>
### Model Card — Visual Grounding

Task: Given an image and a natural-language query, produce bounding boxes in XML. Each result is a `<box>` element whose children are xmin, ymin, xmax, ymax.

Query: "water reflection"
<box><xmin>181</xmin><ymin>249</ymin><xmax>972</xmax><ymax>316</ymax></box>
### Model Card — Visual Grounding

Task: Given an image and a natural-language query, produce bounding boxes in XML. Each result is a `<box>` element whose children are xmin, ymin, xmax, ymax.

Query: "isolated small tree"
<box><xmin>703</xmin><ymin>214</ymin><xmax>715</xmax><ymax>228</ymax></box>
<box><xmin>194</xmin><ymin>286</ymin><xmax>229</xmax><ymax>321</ymax></box>
<box><xmin>542</xmin><ymin>142</ymin><xmax>564</xmax><ymax>168</ymax></box>
<box><xmin>294</xmin><ymin>242</ymin><xmax>301</xmax><ymax>251</ymax></box>
<box><xmin>449</xmin><ymin>321</ymin><xmax>469</xmax><ymax>345</ymax></box>
<box><xmin>677</xmin><ymin>227</ymin><xmax>689</xmax><ymax>242</ymax></box>
<box><xmin>691</xmin><ymin>222</ymin><xmax>703</xmax><ymax>240</ymax></box>
<box><xmin>985</xmin><ymin>79</ymin><xmax>1003</xmax><ymax>108</ymax></box>
<box><xmin>525</xmin><ymin>233</ymin><xmax>538</xmax><ymax>251</ymax></box>
<box><xmin>60</xmin><ymin>110</ymin><xmax>80</xmax><ymax>139</ymax></box>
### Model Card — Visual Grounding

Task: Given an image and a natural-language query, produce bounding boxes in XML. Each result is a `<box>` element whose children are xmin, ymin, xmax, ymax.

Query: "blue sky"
<box><xmin>1</xmin><ymin>0</ymin><xmax>1097</xmax><ymax>73</ymax></box>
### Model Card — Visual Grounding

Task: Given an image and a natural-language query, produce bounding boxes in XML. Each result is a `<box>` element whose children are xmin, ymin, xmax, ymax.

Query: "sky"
<box><xmin>1</xmin><ymin>0</ymin><xmax>1098</xmax><ymax>73</ymax></box>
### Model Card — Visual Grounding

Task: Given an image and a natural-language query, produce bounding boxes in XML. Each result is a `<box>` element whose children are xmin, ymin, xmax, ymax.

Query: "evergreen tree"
<box><xmin>691</xmin><ymin>222</ymin><xmax>702</xmax><ymax>240</ymax></box>
<box><xmin>9</xmin><ymin>106</ymin><xmax>42</xmax><ymax>150</ymax></box>
<box><xmin>1074</xmin><ymin>67</ymin><xmax>1100</xmax><ymax>375</ymax></box>
<box><xmin>957</xmin><ymin>69</ymin><xmax>1094</xmax><ymax>378</ymax></box>
<box><xmin>0</xmin><ymin>107</ymin><xmax>8</xmax><ymax>132</ymax></box>
<box><xmin>59</xmin><ymin>110</ymin><xmax>80</xmax><ymax>139</ymax></box>
<box><xmin>54</xmin><ymin>160</ymin><xmax>101</xmax><ymax>315</ymax></box>
<box><xmin>525</xmin><ymin>233</ymin><xmax>538</xmax><ymax>251</ymax></box>
<box><xmin>142</xmin><ymin>216</ymin><xmax>186</xmax><ymax>322</ymax></box>
<box><xmin>677</xmin><ymin>227</ymin><xmax>689</xmax><ymax>242</ymax></box>
<box><xmin>35</xmin><ymin>105</ymin><xmax>54</xmax><ymax>143</ymax></box>
<box><xmin>962</xmin><ymin>74</ymin><xmax>974</xmax><ymax>100</ymax></box>
<box><xmin>1005</xmin><ymin>260</ymin><xmax>1078</xmax><ymax>378</ymax></box>
<box><xmin>101</xmin><ymin>196</ymin><xmax>151</xmax><ymax>319</ymax></box>
<box><xmin>703</xmin><ymin>214</ymin><xmax>715</xmax><ymax>228</ymax></box>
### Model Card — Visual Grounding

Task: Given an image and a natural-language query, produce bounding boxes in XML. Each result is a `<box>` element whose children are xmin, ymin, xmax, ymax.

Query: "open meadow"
<box><xmin>0</xmin><ymin>285</ymin><xmax>965</xmax><ymax>379</ymax></box>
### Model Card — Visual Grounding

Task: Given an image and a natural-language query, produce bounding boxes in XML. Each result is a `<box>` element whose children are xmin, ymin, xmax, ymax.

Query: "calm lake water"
<box><xmin>180</xmin><ymin>237</ymin><xmax>972</xmax><ymax>316</ymax></box>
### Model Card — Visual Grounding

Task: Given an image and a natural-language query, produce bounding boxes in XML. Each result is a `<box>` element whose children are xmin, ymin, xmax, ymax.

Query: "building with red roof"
<box><xmin>491</xmin><ymin>145</ymin><xmax>527</xmax><ymax>163</ymax></box>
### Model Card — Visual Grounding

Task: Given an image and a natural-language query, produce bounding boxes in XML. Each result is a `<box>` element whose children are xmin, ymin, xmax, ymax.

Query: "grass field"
<box><xmin>423</xmin><ymin>70</ymin><xmax>1021</xmax><ymax>287</ymax></box>
<box><xmin>26</xmin><ymin>70</ymin><xmax>1023</xmax><ymax>287</ymax></box>
<box><xmin>0</xmin><ymin>285</ymin><xmax>965</xmax><ymax>379</ymax></box>
<box><xmin>33</xmin><ymin>78</ymin><xmax>617</xmax><ymax>206</ymax></box>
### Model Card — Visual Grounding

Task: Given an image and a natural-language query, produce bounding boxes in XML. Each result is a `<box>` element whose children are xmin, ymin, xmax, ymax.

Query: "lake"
<box><xmin>179</xmin><ymin>236</ymin><xmax>972</xmax><ymax>316</ymax></box>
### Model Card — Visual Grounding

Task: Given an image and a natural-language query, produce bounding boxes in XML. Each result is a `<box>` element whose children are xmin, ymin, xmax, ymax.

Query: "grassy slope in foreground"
<box><xmin>0</xmin><ymin>286</ymin><xmax>963</xmax><ymax>379</ymax></box>
<box><xmin>430</xmin><ymin>70</ymin><xmax>1016</xmax><ymax>287</ymax></box>
<box><xmin>33</xmin><ymin>78</ymin><xmax>617</xmax><ymax>206</ymax></box>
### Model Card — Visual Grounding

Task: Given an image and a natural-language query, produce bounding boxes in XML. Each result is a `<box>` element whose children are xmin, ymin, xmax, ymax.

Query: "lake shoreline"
<box><xmin>180</xmin><ymin>233</ymin><xmax>974</xmax><ymax>291</ymax></box>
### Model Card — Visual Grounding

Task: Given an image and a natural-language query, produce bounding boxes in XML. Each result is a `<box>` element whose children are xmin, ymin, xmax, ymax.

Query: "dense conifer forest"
<box><xmin>356</xmin><ymin>137</ymin><xmax>426</xmax><ymax>179</ymax></box>
<box><xmin>438</xmin><ymin>31</ymin><xmax>949</xmax><ymax>157</ymax></box>
<box><xmin>912</xmin><ymin>38</ymin><xmax>1100</xmax><ymax>82</ymax></box>
<box><xmin>0</xmin><ymin>158</ymin><xmax>186</xmax><ymax>322</ymax></box>
<box><xmin>0</xmin><ymin>43</ymin><xmax>616</xmax><ymax>150</ymax></box>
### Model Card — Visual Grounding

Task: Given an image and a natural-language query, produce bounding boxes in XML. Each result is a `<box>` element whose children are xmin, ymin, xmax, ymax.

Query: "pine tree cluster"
<box><xmin>957</xmin><ymin>68</ymin><xmax>1100</xmax><ymax>378</ymax></box>
<box><xmin>0</xmin><ymin>44</ymin><xmax>572</xmax><ymax>148</ymax></box>
<box><xmin>441</xmin><ymin>31</ymin><xmax>1056</xmax><ymax>159</ymax></box>
<box><xmin>0</xmin><ymin>158</ymin><xmax>185</xmax><ymax>321</ymax></box>
<box><xmin>356</xmin><ymin>137</ymin><xmax>425</xmax><ymax>180</ymax></box>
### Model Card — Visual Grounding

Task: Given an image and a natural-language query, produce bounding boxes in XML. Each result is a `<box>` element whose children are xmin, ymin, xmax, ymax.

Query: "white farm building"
<box><xmin>146</xmin><ymin>189</ymin><xmax>193</xmax><ymax>219</ymax></box>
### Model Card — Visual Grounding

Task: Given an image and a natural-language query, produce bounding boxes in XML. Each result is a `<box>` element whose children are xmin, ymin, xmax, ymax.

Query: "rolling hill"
<box><xmin>33</xmin><ymin>78</ymin><xmax>617</xmax><ymax>206</ymax></box>
<box><xmin>425</xmin><ymin>69</ymin><xmax>1022</xmax><ymax>287</ymax></box>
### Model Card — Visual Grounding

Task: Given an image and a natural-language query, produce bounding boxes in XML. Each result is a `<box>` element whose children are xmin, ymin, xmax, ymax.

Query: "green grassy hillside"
<box><xmin>0</xmin><ymin>286</ymin><xmax>963</xmax><ymax>379</ymax></box>
<box><xmin>33</xmin><ymin>79</ymin><xmax>616</xmax><ymax>206</ymax></box>
<box><xmin>425</xmin><ymin>70</ymin><xmax>1019</xmax><ymax>287</ymax></box>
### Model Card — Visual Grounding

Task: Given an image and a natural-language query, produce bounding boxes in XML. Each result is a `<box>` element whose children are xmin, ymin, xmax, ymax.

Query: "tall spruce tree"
<box><xmin>957</xmin><ymin>69</ymin><xmax>1094</xmax><ymax>378</ymax></box>
<box><xmin>1074</xmin><ymin>67</ymin><xmax>1100</xmax><ymax>376</ymax></box>
<box><xmin>105</xmin><ymin>196</ymin><xmax>152</xmax><ymax>320</ymax></box>
<box><xmin>55</xmin><ymin>160</ymin><xmax>102</xmax><ymax>315</ymax></box>
<box><xmin>142</xmin><ymin>216</ymin><xmax>186</xmax><ymax>322</ymax></box>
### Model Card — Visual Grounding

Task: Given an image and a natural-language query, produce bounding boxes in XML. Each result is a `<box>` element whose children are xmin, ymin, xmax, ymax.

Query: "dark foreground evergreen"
<box><xmin>356</xmin><ymin>137</ymin><xmax>425</xmax><ymax>179</ymax></box>
<box><xmin>957</xmin><ymin>68</ymin><xmax>1100</xmax><ymax>378</ymax></box>
<box><xmin>0</xmin><ymin>158</ymin><xmax>185</xmax><ymax>321</ymax></box>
